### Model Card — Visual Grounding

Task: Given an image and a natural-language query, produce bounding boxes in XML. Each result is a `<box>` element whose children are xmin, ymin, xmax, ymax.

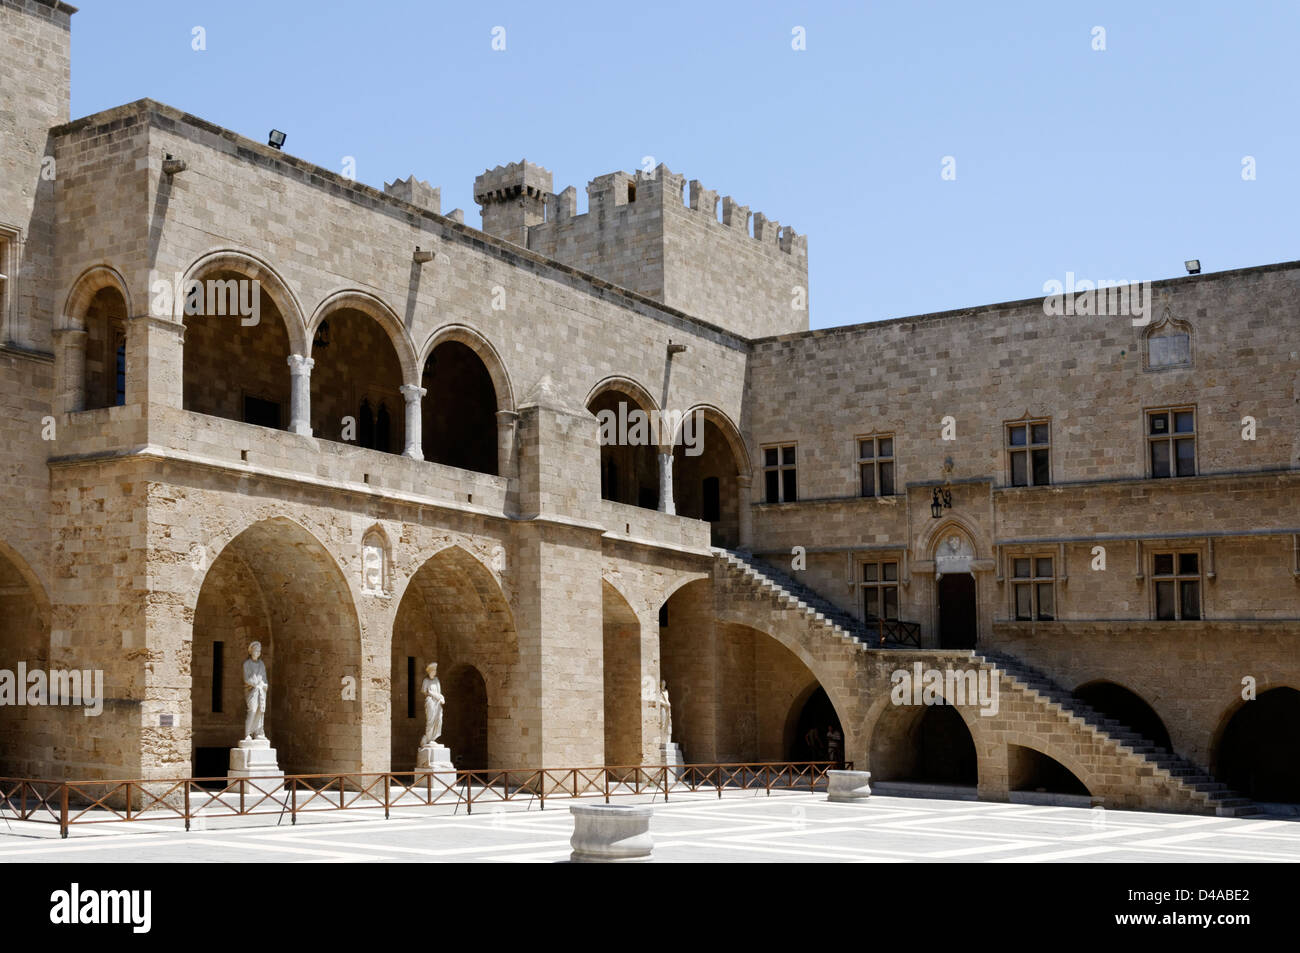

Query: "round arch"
<box><xmin>1211</xmin><ymin>685</ymin><xmax>1300</xmax><ymax>802</ymax></box>
<box><xmin>1003</xmin><ymin>735</ymin><xmax>1100</xmax><ymax>796</ymax></box>
<box><xmin>308</xmin><ymin>289</ymin><xmax>419</xmax><ymax>385</ymax></box>
<box><xmin>1073</xmin><ymin>679</ymin><xmax>1172</xmax><ymax>751</ymax></box>
<box><xmin>61</xmin><ymin>264</ymin><xmax>133</xmax><ymax>331</ymax></box>
<box><xmin>418</xmin><ymin>324</ymin><xmax>516</xmax><ymax>414</ymax></box>
<box><xmin>189</xmin><ymin>516</ymin><xmax>363</xmax><ymax>776</ymax></box>
<box><xmin>586</xmin><ymin>376</ymin><xmax>662</xmax><ymax>420</ymax></box>
<box><xmin>183</xmin><ymin>249</ymin><xmax>309</xmax><ymax>355</ymax></box>
<box><xmin>669</xmin><ymin>403</ymin><xmax>751</xmax><ymax>478</ymax></box>
<box><xmin>391</xmin><ymin>543</ymin><xmax>522</xmax><ymax>770</ymax></box>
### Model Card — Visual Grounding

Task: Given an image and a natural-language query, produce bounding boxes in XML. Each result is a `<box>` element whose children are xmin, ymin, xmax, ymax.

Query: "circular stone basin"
<box><xmin>569</xmin><ymin>803</ymin><xmax>655</xmax><ymax>863</ymax></box>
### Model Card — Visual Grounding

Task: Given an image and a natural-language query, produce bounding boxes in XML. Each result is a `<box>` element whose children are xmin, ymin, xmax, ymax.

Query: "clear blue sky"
<box><xmin>69</xmin><ymin>1</ymin><xmax>1298</xmax><ymax>330</ymax></box>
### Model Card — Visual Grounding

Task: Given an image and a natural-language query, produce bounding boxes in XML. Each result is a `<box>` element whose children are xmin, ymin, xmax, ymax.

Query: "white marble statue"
<box><xmin>420</xmin><ymin>662</ymin><xmax>446</xmax><ymax>747</ymax></box>
<box><xmin>659</xmin><ymin>679</ymin><xmax>672</xmax><ymax>741</ymax></box>
<box><xmin>242</xmin><ymin>641</ymin><xmax>269</xmax><ymax>741</ymax></box>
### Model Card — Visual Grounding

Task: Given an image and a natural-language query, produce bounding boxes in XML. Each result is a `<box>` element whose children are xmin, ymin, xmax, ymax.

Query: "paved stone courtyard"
<box><xmin>1</xmin><ymin>790</ymin><xmax>1296</xmax><ymax>863</ymax></box>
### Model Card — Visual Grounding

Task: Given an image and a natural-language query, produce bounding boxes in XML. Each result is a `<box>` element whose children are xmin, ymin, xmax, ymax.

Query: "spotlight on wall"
<box><xmin>267</xmin><ymin>129</ymin><xmax>287</xmax><ymax>150</ymax></box>
<box><xmin>162</xmin><ymin>154</ymin><xmax>187</xmax><ymax>176</ymax></box>
<box><xmin>1184</xmin><ymin>259</ymin><xmax>1201</xmax><ymax>275</ymax></box>
<box><xmin>413</xmin><ymin>247</ymin><xmax>434</xmax><ymax>264</ymax></box>
<box><xmin>667</xmin><ymin>341</ymin><xmax>688</xmax><ymax>355</ymax></box>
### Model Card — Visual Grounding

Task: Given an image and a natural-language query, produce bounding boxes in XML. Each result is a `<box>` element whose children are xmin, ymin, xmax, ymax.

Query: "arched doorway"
<box><xmin>937</xmin><ymin>575</ymin><xmax>977</xmax><ymax>648</ymax></box>
<box><xmin>1214</xmin><ymin>688</ymin><xmax>1300</xmax><ymax>803</ymax></box>
<box><xmin>1074</xmin><ymin>681</ymin><xmax>1172</xmax><ymax>751</ymax></box>
<box><xmin>390</xmin><ymin>545</ymin><xmax>519</xmax><ymax>770</ymax></box>
<box><xmin>788</xmin><ymin>686</ymin><xmax>843</xmax><ymax>764</ymax></box>
<box><xmin>190</xmin><ymin>519</ymin><xmax>362</xmax><ymax>778</ymax></box>
<box><xmin>443</xmin><ymin>665</ymin><xmax>488</xmax><ymax>771</ymax></box>
<box><xmin>588</xmin><ymin>382</ymin><xmax>659</xmax><ymax>510</ymax></box>
<box><xmin>870</xmin><ymin>703</ymin><xmax>978</xmax><ymax>785</ymax></box>
<box><xmin>421</xmin><ymin>340</ymin><xmax>498</xmax><ymax>474</ymax></box>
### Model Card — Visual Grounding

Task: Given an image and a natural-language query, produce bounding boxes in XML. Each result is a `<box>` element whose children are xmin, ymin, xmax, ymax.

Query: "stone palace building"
<box><xmin>1</xmin><ymin>0</ymin><xmax>1296</xmax><ymax>814</ymax></box>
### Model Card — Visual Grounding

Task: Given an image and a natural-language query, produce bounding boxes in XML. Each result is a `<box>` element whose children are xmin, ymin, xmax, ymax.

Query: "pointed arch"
<box><xmin>670</xmin><ymin>403</ymin><xmax>751</xmax><ymax>478</ymax></box>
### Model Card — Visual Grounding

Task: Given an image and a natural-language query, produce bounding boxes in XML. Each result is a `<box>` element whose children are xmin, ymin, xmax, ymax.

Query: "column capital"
<box><xmin>494</xmin><ymin>408</ymin><xmax>519</xmax><ymax>422</ymax></box>
<box><xmin>53</xmin><ymin>326</ymin><xmax>89</xmax><ymax>340</ymax></box>
<box><xmin>400</xmin><ymin>383</ymin><xmax>427</xmax><ymax>402</ymax></box>
<box><xmin>736</xmin><ymin>473</ymin><xmax>753</xmax><ymax>487</ymax></box>
<box><xmin>287</xmin><ymin>353</ymin><xmax>315</xmax><ymax>373</ymax></box>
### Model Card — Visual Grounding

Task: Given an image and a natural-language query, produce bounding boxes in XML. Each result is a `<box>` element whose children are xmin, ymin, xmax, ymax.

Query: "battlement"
<box><xmin>504</xmin><ymin>160</ymin><xmax>807</xmax><ymax>338</ymax></box>
<box><xmin>383</xmin><ymin>175</ymin><xmax>440</xmax><ymax>215</ymax></box>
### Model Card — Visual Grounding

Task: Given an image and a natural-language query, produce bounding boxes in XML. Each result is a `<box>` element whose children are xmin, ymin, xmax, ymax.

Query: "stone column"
<box><xmin>657</xmin><ymin>452</ymin><xmax>675</xmax><ymax>515</ymax></box>
<box><xmin>736</xmin><ymin>474</ymin><xmax>753</xmax><ymax>550</ymax></box>
<box><xmin>286</xmin><ymin>354</ymin><xmax>314</xmax><ymax>435</ymax></box>
<box><xmin>496</xmin><ymin>409</ymin><xmax>518</xmax><ymax>479</ymax></box>
<box><xmin>400</xmin><ymin>383</ymin><xmax>425</xmax><ymax>460</ymax></box>
<box><xmin>52</xmin><ymin>327</ymin><xmax>88</xmax><ymax>414</ymax></box>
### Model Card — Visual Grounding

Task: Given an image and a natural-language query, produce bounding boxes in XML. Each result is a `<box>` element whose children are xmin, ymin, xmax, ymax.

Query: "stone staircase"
<box><xmin>974</xmin><ymin>649</ymin><xmax>1260</xmax><ymax>818</ymax></box>
<box><xmin>712</xmin><ymin>548</ymin><xmax>1261</xmax><ymax>818</ymax></box>
<box><xmin>714</xmin><ymin>548</ymin><xmax>870</xmax><ymax>644</ymax></box>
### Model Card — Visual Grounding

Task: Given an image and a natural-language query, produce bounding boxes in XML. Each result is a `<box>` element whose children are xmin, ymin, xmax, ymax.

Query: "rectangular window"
<box><xmin>762</xmin><ymin>444</ymin><xmax>797</xmax><ymax>503</ymax></box>
<box><xmin>1148</xmin><ymin>407</ymin><xmax>1195</xmax><ymax>478</ymax></box>
<box><xmin>211</xmin><ymin>641</ymin><xmax>224</xmax><ymax>713</ymax></box>
<box><xmin>858</xmin><ymin>435</ymin><xmax>896</xmax><ymax>497</ymax></box>
<box><xmin>113</xmin><ymin>332</ymin><xmax>126</xmax><ymax>406</ymax></box>
<box><xmin>861</xmin><ymin>560</ymin><xmax>900</xmax><ymax>621</ymax></box>
<box><xmin>1152</xmin><ymin>551</ymin><xmax>1201</xmax><ymax>620</ymax></box>
<box><xmin>1011</xmin><ymin>556</ymin><xmax>1055</xmax><ymax>621</ymax></box>
<box><xmin>1007</xmin><ymin>419</ymin><xmax>1050</xmax><ymax>487</ymax></box>
<box><xmin>406</xmin><ymin>657</ymin><xmax>416</xmax><ymax>718</ymax></box>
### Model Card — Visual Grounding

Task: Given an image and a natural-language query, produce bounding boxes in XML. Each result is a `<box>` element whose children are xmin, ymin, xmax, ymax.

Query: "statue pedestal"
<box><xmin>228</xmin><ymin>738</ymin><xmax>284</xmax><ymax>792</ymax></box>
<box><xmin>661</xmin><ymin>742</ymin><xmax>687</xmax><ymax>782</ymax></box>
<box><xmin>414</xmin><ymin>744</ymin><xmax>457</xmax><ymax>793</ymax></box>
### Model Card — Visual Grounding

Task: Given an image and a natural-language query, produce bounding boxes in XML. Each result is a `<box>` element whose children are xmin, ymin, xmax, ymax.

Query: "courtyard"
<box><xmin>1</xmin><ymin>789</ymin><xmax>1295</xmax><ymax>864</ymax></box>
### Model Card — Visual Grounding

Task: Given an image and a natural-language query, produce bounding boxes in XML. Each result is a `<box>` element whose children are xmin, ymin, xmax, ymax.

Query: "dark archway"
<box><xmin>1009</xmin><ymin>744</ymin><xmax>1090</xmax><ymax>795</ymax></box>
<box><xmin>444</xmin><ymin>665</ymin><xmax>488</xmax><ymax>771</ymax></box>
<box><xmin>83</xmin><ymin>286</ymin><xmax>129</xmax><ymax>411</ymax></box>
<box><xmin>191</xmin><ymin>520</ymin><xmax>362</xmax><ymax>778</ymax></box>
<box><xmin>310</xmin><ymin>308</ymin><xmax>405</xmax><ymax>453</ymax></box>
<box><xmin>421</xmin><ymin>340</ymin><xmax>498</xmax><ymax>474</ymax></box>
<box><xmin>870</xmin><ymin>703</ymin><xmax>977</xmax><ymax>784</ymax></box>
<box><xmin>589</xmin><ymin>387</ymin><xmax>658</xmax><ymax>510</ymax></box>
<box><xmin>672</xmin><ymin>416</ymin><xmax>745</xmax><ymax>548</ymax></box>
<box><xmin>0</xmin><ymin>545</ymin><xmax>50</xmax><ymax>778</ymax></box>
<box><xmin>1215</xmin><ymin>688</ymin><xmax>1300</xmax><ymax>803</ymax></box>
<box><xmin>182</xmin><ymin>271</ymin><xmax>292</xmax><ymax>428</ymax></box>
<box><xmin>938</xmin><ymin>574</ymin><xmax>977</xmax><ymax>648</ymax></box>
<box><xmin>1074</xmin><ymin>681</ymin><xmax>1172</xmax><ymax>751</ymax></box>
<box><xmin>788</xmin><ymin>686</ymin><xmax>843</xmax><ymax>764</ymax></box>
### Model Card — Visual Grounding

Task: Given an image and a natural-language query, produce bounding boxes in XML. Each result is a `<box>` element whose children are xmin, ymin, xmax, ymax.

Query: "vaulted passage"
<box><xmin>310</xmin><ymin>309</ymin><xmax>405</xmax><ymax>452</ymax></box>
<box><xmin>391</xmin><ymin>546</ymin><xmax>518</xmax><ymax>771</ymax></box>
<box><xmin>190</xmin><ymin>520</ymin><xmax>361</xmax><ymax>777</ymax></box>
<box><xmin>182</xmin><ymin>273</ymin><xmax>291</xmax><ymax>428</ymax></box>
<box><xmin>659</xmin><ymin>578</ymin><xmax>831</xmax><ymax>764</ymax></box>
<box><xmin>1215</xmin><ymin>688</ymin><xmax>1300</xmax><ymax>803</ymax></box>
<box><xmin>0</xmin><ymin>545</ymin><xmax>49</xmax><ymax>778</ymax></box>
<box><xmin>1074</xmin><ymin>681</ymin><xmax>1172</xmax><ymax>751</ymax></box>
<box><xmin>870</xmin><ymin>704</ymin><xmax>977</xmax><ymax>785</ymax></box>
<box><xmin>787</xmin><ymin>686</ymin><xmax>844</xmax><ymax>764</ymax></box>
<box><xmin>421</xmin><ymin>340</ymin><xmax>498</xmax><ymax>474</ymax></box>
